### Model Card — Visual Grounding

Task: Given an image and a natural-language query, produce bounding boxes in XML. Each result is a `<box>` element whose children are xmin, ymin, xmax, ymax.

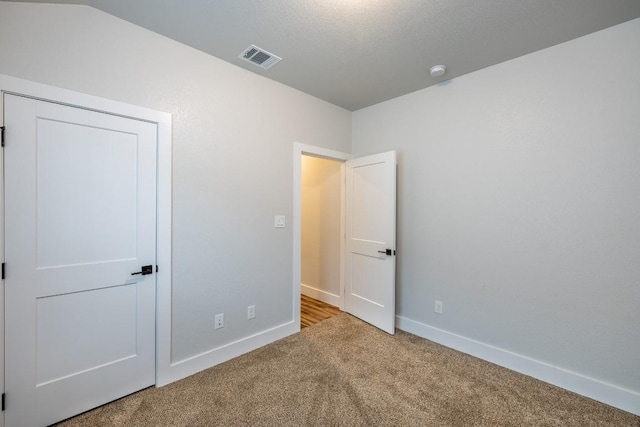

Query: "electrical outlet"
<box><xmin>435</xmin><ymin>300</ymin><xmax>443</xmax><ymax>314</ymax></box>
<box><xmin>215</xmin><ymin>313</ymin><xmax>224</xmax><ymax>329</ymax></box>
<box><xmin>248</xmin><ymin>305</ymin><xmax>256</xmax><ymax>320</ymax></box>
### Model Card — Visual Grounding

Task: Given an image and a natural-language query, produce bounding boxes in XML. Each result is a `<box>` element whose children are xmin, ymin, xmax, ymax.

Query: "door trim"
<box><xmin>0</xmin><ymin>75</ymin><xmax>173</xmax><ymax>424</ymax></box>
<box><xmin>293</xmin><ymin>142</ymin><xmax>352</xmax><ymax>328</ymax></box>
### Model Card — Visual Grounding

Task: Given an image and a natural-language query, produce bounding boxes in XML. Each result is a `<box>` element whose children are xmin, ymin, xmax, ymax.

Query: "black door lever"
<box><xmin>131</xmin><ymin>265</ymin><xmax>153</xmax><ymax>276</ymax></box>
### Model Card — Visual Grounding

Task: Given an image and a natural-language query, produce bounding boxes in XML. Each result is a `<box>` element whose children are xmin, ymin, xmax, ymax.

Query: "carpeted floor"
<box><xmin>57</xmin><ymin>313</ymin><xmax>639</xmax><ymax>426</ymax></box>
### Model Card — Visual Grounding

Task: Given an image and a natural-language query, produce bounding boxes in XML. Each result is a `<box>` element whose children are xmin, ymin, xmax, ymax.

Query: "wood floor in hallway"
<box><xmin>300</xmin><ymin>294</ymin><xmax>341</xmax><ymax>328</ymax></box>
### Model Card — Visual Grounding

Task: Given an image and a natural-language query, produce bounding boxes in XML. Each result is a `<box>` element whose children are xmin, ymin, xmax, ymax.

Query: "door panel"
<box><xmin>351</xmin><ymin>255</ymin><xmax>388</xmax><ymax>304</ymax></box>
<box><xmin>4</xmin><ymin>94</ymin><xmax>157</xmax><ymax>426</ymax></box>
<box><xmin>36</xmin><ymin>284</ymin><xmax>137</xmax><ymax>386</ymax></box>
<box><xmin>36</xmin><ymin>117</ymin><xmax>138</xmax><ymax>267</ymax></box>
<box><xmin>345</xmin><ymin>151</ymin><xmax>396</xmax><ymax>334</ymax></box>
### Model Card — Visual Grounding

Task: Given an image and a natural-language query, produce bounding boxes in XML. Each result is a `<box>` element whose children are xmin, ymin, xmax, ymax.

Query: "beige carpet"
<box><xmin>57</xmin><ymin>314</ymin><xmax>639</xmax><ymax>426</ymax></box>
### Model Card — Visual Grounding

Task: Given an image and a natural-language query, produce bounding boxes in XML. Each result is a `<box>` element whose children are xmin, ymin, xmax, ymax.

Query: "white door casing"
<box><xmin>4</xmin><ymin>94</ymin><xmax>157</xmax><ymax>426</ymax></box>
<box><xmin>345</xmin><ymin>151</ymin><xmax>397</xmax><ymax>334</ymax></box>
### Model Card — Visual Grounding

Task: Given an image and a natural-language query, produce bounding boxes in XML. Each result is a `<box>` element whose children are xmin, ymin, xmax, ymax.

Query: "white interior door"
<box><xmin>4</xmin><ymin>94</ymin><xmax>157</xmax><ymax>426</ymax></box>
<box><xmin>345</xmin><ymin>151</ymin><xmax>396</xmax><ymax>334</ymax></box>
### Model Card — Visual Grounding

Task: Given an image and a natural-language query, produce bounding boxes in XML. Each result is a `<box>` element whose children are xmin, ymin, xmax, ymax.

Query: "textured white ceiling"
<box><xmin>8</xmin><ymin>0</ymin><xmax>640</xmax><ymax>110</ymax></box>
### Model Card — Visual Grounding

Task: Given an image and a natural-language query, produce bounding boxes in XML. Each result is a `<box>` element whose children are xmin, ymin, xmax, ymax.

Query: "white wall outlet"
<box><xmin>274</xmin><ymin>215</ymin><xmax>285</xmax><ymax>228</ymax></box>
<box><xmin>435</xmin><ymin>300</ymin><xmax>443</xmax><ymax>314</ymax></box>
<box><xmin>248</xmin><ymin>305</ymin><xmax>256</xmax><ymax>320</ymax></box>
<box><xmin>214</xmin><ymin>313</ymin><xmax>224</xmax><ymax>329</ymax></box>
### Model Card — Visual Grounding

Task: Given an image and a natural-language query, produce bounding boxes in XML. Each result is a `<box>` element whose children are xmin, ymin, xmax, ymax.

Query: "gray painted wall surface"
<box><xmin>2</xmin><ymin>0</ymin><xmax>639</xmax><ymax>405</ymax></box>
<box><xmin>0</xmin><ymin>2</ymin><xmax>351</xmax><ymax>362</ymax></box>
<box><xmin>353</xmin><ymin>18</ymin><xmax>640</xmax><ymax>392</ymax></box>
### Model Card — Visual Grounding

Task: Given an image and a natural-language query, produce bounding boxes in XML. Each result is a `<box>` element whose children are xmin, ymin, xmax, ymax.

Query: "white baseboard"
<box><xmin>396</xmin><ymin>315</ymin><xmax>640</xmax><ymax>416</ymax></box>
<box><xmin>157</xmin><ymin>320</ymin><xmax>298</xmax><ymax>386</ymax></box>
<box><xmin>301</xmin><ymin>283</ymin><xmax>342</xmax><ymax>308</ymax></box>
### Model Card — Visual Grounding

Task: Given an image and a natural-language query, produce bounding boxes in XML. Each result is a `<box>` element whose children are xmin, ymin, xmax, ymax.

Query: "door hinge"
<box><xmin>1</xmin><ymin>263</ymin><xmax>5</xmax><ymax>280</ymax></box>
<box><xmin>1</xmin><ymin>126</ymin><xmax>5</xmax><ymax>147</ymax></box>
<box><xmin>2</xmin><ymin>392</ymin><xmax>5</xmax><ymax>411</ymax></box>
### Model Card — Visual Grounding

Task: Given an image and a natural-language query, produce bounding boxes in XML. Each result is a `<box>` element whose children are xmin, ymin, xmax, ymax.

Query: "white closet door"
<box><xmin>4</xmin><ymin>94</ymin><xmax>157</xmax><ymax>426</ymax></box>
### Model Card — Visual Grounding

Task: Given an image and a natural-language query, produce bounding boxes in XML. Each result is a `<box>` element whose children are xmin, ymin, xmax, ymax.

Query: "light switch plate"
<box><xmin>435</xmin><ymin>300</ymin><xmax>443</xmax><ymax>314</ymax></box>
<box><xmin>274</xmin><ymin>215</ymin><xmax>285</xmax><ymax>228</ymax></box>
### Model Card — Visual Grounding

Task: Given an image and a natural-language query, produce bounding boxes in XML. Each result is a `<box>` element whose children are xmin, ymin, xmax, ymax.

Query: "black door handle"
<box><xmin>377</xmin><ymin>249</ymin><xmax>394</xmax><ymax>256</ymax></box>
<box><xmin>131</xmin><ymin>265</ymin><xmax>153</xmax><ymax>276</ymax></box>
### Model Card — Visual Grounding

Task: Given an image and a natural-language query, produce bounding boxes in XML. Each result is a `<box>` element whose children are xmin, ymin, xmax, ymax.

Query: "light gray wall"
<box><xmin>353</xmin><ymin>18</ymin><xmax>640</xmax><ymax>393</ymax></box>
<box><xmin>0</xmin><ymin>2</ymin><xmax>351</xmax><ymax>362</ymax></box>
<box><xmin>301</xmin><ymin>155</ymin><xmax>341</xmax><ymax>300</ymax></box>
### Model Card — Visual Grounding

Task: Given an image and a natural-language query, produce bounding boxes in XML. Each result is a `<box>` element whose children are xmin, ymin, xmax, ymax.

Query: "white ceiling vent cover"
<box><xmin>238</xmin><ymin>45</ymin><xmax>282</xmax><ymax>70</ymax></box>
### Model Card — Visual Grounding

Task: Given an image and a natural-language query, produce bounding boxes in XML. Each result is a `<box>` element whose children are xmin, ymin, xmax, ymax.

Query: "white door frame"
<box><xmin>0</xmin><ymin>74</ymin><xmax>173</xmax><ymax>427</ymax></box>
<box><xmin>293</xmin><ymin>142</ymin><xmax>352</xmax><ymax>328</ymax></box>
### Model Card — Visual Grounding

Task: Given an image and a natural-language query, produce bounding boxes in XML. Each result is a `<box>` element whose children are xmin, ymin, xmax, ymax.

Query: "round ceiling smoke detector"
<box><xmin>429</xmin><ymin>65</ymin><xmax>447</xmax><ymax>78</ymax></box>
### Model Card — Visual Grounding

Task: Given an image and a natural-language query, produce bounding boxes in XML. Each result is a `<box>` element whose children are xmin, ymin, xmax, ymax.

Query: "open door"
<box><xmin>344</xmin><ymin>151</ymin><xmax>396</xmax><ymax>334</ymax></box>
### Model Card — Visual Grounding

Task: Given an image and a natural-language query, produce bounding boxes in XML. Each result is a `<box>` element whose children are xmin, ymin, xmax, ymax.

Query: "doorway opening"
<box><xmin>293</xmin><ymin>143</ymin><xmax>352</xmax><ymax>329</ymax></box>
<box><xmin>301</xmin><ymin>154</ymin><xmax>343</xmax><ymax>307</ymax></box>
<box><xmin>293</xmin><ymin>143</ymin><xmax>397</xmax><ymax>334</ymax></box>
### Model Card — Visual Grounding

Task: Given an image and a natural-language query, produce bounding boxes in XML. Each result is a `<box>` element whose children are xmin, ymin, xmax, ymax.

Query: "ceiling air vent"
<box><xmin>238</xmin><ymin>45</ymin><xmax>282</xmax><ymax>70</ymax></box>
